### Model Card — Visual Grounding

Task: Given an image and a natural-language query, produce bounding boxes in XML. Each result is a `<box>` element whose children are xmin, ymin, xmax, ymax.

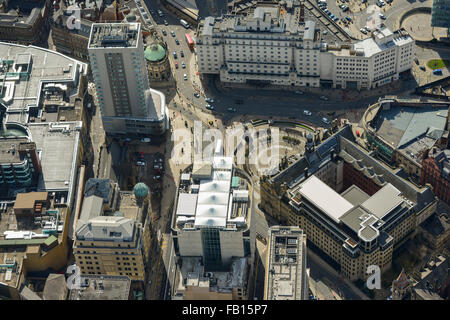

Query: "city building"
<box><xmin>421</xmin><ymin>210</ymin><xmax>449</xmax><ymax>251</ymax></box>
<box><xmin>413</xmin><ymin>255</ymin><xmax>449</xmax><ymax>299</ymax></box>
<box><xmin>196</xmin><ymin>4</ymin><xmax>414</xmax><ymax>90</ymax></box>
<box><xmin>171</xmin><ymin>156</ymin><xmax>253</xmax><ymax>272</ymax></box>
<box><xmin>172</xmin><ymin>256</ymin><xmax>249</xmax><ymax>300</ymax></box>
<box><xmin>421</xmin><ymin>148</ymin><xmax>450</xmax><ymax>204</ymax></box>
<box><xmin>42</xmin><ymin>273</ymin><xmax>68</xmax><ymax>300</ymax></box>
<box><xmin>51</xmin><ymin>10</ymin><xmax>93</xmax><ymax>61</ymax></box>
<box><xmin>264</xmin><ymin>226</ymin><xmax>308</xmax><ymax>300</ymax></box>
<box><xmin>73</xmin><ymin>184</ymin><xmax>151</xmax><ymax>282</ymax></box>
<box><xmin>391</xmin><ymin>269</ymin><xmax>413</xmax><ymax>300</ymax></box>
<box><xmin>0</xmin><ymin>0</ymin><xmax>50</xmax><ymax>45</ymax></box>
<box><xmin>431</xmin><ymin>0</ymin><xmax>450</xmax><ymax>31</ymax></box>
<box><xmin>362</xmin><ymin>97</ymin><xmax>449</xmax><ymax>183</ymax></box>
<box><xmin>260</xmin><ymin>124</ymin><xmax>438</xmax><ymax>281</ymax></box>
<box><xmin>68</xmin><ymin>274</ymin><xmax>132</xmax><ymax>300</ymax></box>
<box><xmin>0</xmin><ymin>193</ymin><xmax>74</xmax><ymax>299</ymax></box>
<box><xmin>88</xmin><ymin>22</ymin><xmax>168</xmax><ymax>137</ymax></box>
<box><xmin>144</xmin><ymin>41</ymin><xmax>172</xmax><ymax>83</ymax></box>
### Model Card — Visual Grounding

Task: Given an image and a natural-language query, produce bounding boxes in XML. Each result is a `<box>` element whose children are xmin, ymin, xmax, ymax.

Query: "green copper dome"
<box><xmin>145</xmin><ymin>43</ymin><xmax>166</xmax><ymax>62</ymax></box>
<box><xmin>133</xmin><ymin>182</ymin><xmax>149</xmax><ymax>198</ymax></box>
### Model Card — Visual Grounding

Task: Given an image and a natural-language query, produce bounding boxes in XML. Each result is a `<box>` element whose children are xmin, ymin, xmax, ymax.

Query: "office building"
<box><xmin>421</xmin><ymin>148</ymin><xmax>450</xmax><ymax>204</ymax></box>
<box><xmin>260</xmin><ymin>125</ymin><xmax>438</xmax><ymax>281</ymax></box>
<box><xmin>172</xmin><ymin>156</ymin><xmax>253</xmax><ymax>271</ymax></box>
<box><xmin>362</xmin><ymin>97</ymin><xmax>449</xmax><ymax>184</ymax></box>
<box><xmin>88</xmin><ymin>22</ymin><xmax>168</xmax><ymax>136</ymax></box>
<box><xmin>173</xmin><ymin>256</ymin><xmax>249</xmax><ymax>300</ymax></box>
<box><xmin>68</xmin><ymin>274</ymin><xmax>132</xmax><ymax>300</ymax></box>
<box><xmin>0</xmin><ymin>0</ymin><xmax>50</xmax><ymax>45</ymax></box>
<box><xmin>264</xmin><ymin>226</ymin><xmax>308</xmax><ymax>300</ymax></box>
<box><xmin>73</xmin><ymin>193</ymin><xmax>147</xmax><ymax>281</ymax></box>
<box><xmin>196</xmin><ymin>5</ymin><xmax>414</xmax><ymax>90</ymax></box>
<box><xmin>431</xmin><ymin>0</ymin><xmax>450</xmax><ymax>30</ymax></box>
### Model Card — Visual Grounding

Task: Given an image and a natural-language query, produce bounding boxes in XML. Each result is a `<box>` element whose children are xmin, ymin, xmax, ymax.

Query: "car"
<box><xmin>173</xmin><ymin>51</ymin><xmax>177</xmax><ymax>59</ymax></box>
<box><xmin>175</xmin><ymin>39</ymin><xmax>180</xmax><ymax>45</ymax></box>
<box><xmin>327</xmin><ymin>11</ymin><xmax>332</xmax><ymax>16</ymax></box>
<box><xmin>141</xmin><ymin>138</ymin><xmax>151</xmax><ymax>143</ymax></box>
<box><xmin>319</xmin><ymin>95</ymin><xmax>329</xmax><ymax>101</ymax></box>
<box><xmin>341</xmin><ymin>18</ymin><xmax>347</xmax><ymax>23</ymax></box>
<box><xmin>303</xmin><ymin>110</ymin><xmax>312</xmax><ymax>116</ymax></box>
<box><xmin>322</xmin><ymin>117</ymin><xmax>331</xmax><ymax>125</ymax></box>
<box><xmin>194</xmin><ymin>93</ymin><xmax>200</xmax><ymax>98</ymax></box>
<box><xmin>181</xmin><ymin>61</ymin><xmax>186</xmax><ymax>68</ymax></box>
<box><xmin>136</xmin><ymin>161</ymin><xmax>145</xmax><ymax>166</ymax></box>
<box><xmin>333</xmin><ymin>17</ymin><xmax>339</xmax><ymax>22</ymax></box>
<box><xmin>342</xmin><ymin>5</ymin><xmax>349</xmax><ymax>11</ymax></box>
<box><xmin>379</xmin><ymin>13</ymin><xmax>386</xmax><ymax>20</ymax></box>
<box><xmin>345</xmin><ymin>16</ymin><xmax>352</xmax><ymax>22</ymax></box>
<box><xmin>164</xmin><ymin>19</ymin><xmax>169</xmax><ymax>26</ymax></box>
<box><xmin>360</xmin><ymin>28</ymin><xmax>367</xmax><ymax>34</ymax></box>
<box><xmin>227</xmin><ymin>107</ymin><xmax>237</xmax><ymax>113</ymax></box>
<box><xmin>170</xmin><ymin>30</ymin><xmax>175</xmax><ymax>37</ymax></box>
<box><xmin>362</xmin><ymin>0</ymin><xmax>367</xmax><ymax>3</ymax></box>
<box><xmin>414</xmin><ymin>57</ymin><xmax>419</xmax><ymax>65</ymax></box>
<box><xmin>419</xmin><ymin>66</ymin><xmax>426</xmax><ymax>71</ymax></box>
<box><xmin>180</xmin><ymin>50</ymin><xmax>184</xmax><ymax>57</ymax></box>
<box><xmin>205</xmin><ymin>97</ymin><xmax>214</xmax><ymax>103</ymax></box>
<box><xmin>149</xmin><ymin>9</ymin><xmax>154</xmax><ymax>14</ymax></box>
<box><xmin>433</xmin><ymin>69</ymin><xmax>443</xmax><ymax>75</ymax></box>
<box><xmin>175</xmin><ymin>61</ymin><xmax>178</xmax><ymax>69</ymax></box>
<box><xmin>184</xmin><ymin>120</ymin><xmax>188</xmax><ymax>128</ymax></box>
<box><xmin>376</xmin><ymin>2</ymin><xmax>383</xmax><ymax>7</ymax></box>
<box><xmin>162</xmin><ymin>29</ymin><xmax>167</xmax><ymax>36</ymax></box>
<box><xmin>183</xmin><ymin>73</ymin><xmax>188</xmax><ymax>80</ymax></box>
<box><xmin>124</xmin><ymin>138</ymin><xmax>132</xmax><ymax>142</ymax></box>
<box><xmin>153</xmin><ymin>175</ymin><xmax>161</xmax><ymax>180</ymax></box>
<box><xmin>295</xmin><ymin>90</ymin><xmax>304</xmax><ymax>95</ymax></box>
<box><xmin>157</xmin><ymin>10</ymin><xmax>164</xmax><ymax>17</ymax></box>
<box><xmin>364</xmin><ymin>26</ymin><xmax>371</xmax><ymax>32</ymax></box>
<box><xmin>206</xmin><ymin>104</ymin><xmax>214</xmax><ymax>110</ymax></box>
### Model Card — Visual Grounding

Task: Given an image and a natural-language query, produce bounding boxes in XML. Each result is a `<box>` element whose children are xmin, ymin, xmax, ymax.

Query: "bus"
<box><xmin>180</xmin><ymin>19</ymin><xmax>190</xmax><ymax>29</ymax></box>
<box><xmin>185</xmin><ymin>33</ymin><xmax>194</xmax><ymax>50</ymax></box>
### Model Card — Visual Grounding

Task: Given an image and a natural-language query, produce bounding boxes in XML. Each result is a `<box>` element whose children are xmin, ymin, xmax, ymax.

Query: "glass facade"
<box><xmin>431</xmin><ymin>0</ymin><xmax>450</xmax><ymax>29</ymax></box>
<box><xmin>201</xmin><ymin>228</ymin><xmax>223</xmax><ymax>271</ymax></box>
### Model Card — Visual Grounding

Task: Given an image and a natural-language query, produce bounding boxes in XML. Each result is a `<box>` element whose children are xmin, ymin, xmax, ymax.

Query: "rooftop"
<box><xmin>265</xmin><ymin>226</ymin><xmax>307</xmax><ymax>300</ymax></box>
<box><xmin>43</xmin><ymin>273</ymin><xmax>68</xmax><ymax>300</ymax></box>
<box><xmin>0</xmin><ymin>42</ymin><xmax>87</xmax><ymax>123</ymax></box>
<box><xmin>88</xmin><ymin>22</ymin><xmax>140</xmax><ymax>49</ymax></box>
<box><xmin>75</xmin><ymin>215</ymin><xmax>137</xmax><ymax>242</ymax></box>
<box><xmin>0</xmin><ymin>137</ymin><xmax>30</xmax><ymax>163</ymax></box>
<box><xmin>296</xmin><ymin>175</ymin><xmax>353</xmax><ymax>223</ymax></box>
<box><xmin>68</xmin><ymin>275</ymin><xmax>131</xmax><ymax>300</ymax></box>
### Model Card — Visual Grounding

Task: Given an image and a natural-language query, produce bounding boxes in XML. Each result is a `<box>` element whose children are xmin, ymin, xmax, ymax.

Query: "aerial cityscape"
<box><xmin>0</xmin><ymin>0</ymin><xmax>448</xmax><ymax>305</ymax></box>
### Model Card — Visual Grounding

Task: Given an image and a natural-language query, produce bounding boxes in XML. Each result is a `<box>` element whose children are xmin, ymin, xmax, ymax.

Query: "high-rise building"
<box><xmin>431</xmin><ymin>0</ymin><xmax>450</xmax><ymax>30</ymax></box>
<box><xmin>264</xmin><ymin>226</ymin><xmax>308</xmax><ymax>300</ymax></box>
<box><xmin>88</xmin><ymin>22</ymin><xmax>168</xmax><ymax>136</ymax></box>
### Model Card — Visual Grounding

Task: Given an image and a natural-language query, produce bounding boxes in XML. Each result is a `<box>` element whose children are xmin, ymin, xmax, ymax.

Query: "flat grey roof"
<box><xmin>88</xmin><ymin>23</ymin><xmax>140</xmax><ymax>49</ymax></box>
<box><xmin>69</xmin><ymin>275</ymin><xmax>131</xmax><ymax>300</ymax></box>
<box><xmin>340</xmin><ymin>185</ymin><xmax>370</xmax><ymax>206</ymax></box>
<box><xmin>0</xmin><ymin>137</ymin><xmax>29</xmax><ymax>163</ymax></box>
<box><xmin>361</xmin><ymin>184</ymin><xmax>403</xmax><ymax>219</ymax></box>
<box><xmin>28</xmin><ymin>122</ymin><xmax>81</xmax><ymax>192</ymax></box>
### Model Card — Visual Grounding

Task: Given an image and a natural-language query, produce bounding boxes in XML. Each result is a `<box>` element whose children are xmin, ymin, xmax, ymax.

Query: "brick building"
<box><xmin>421</xmin><ymin>148</ymin><xmax>450</xmax><ymax>204</ymax></box>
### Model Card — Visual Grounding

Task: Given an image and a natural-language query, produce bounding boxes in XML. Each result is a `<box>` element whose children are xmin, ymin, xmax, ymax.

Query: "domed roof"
<box><xmin>145</xmin><ymin>43</ymin><xmax>166</xmax><ymax>62</ymax></box>
<box><xmin>133</xmin><ymin>182</ymin><xmax>149</xmax><ymax>198</ymax></box>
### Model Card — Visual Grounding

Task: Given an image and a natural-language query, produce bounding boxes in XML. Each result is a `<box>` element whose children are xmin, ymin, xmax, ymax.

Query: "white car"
<box><xmin>319</xmin><ymin>95</ymin><xmax>329</xmax><ymax>101</ymax></box>
<box><xmin>295</xmin><ymin>90</ymin><xmax>304</xmax><ymax>95</ymax></box>
<box><xmin>322</xmin><ymin>117</ymin><xmax>331</xmax><ymax>125</ymax></box>
<box><xmin>141</xmin><ymin>138</ymin><xmax>151</xmax><ymax>143</ymax></box>
<box><xmin>360</xmin><ymin>28</ymin><xmax>367</xmax><ymax>34</ymax></box>
<box><xmin>205</xmin><ymin>97</ymin><xmax>214</xmax><ymax>103</ymax></box>
<box><xmin>183</xmin><ymin>74</ymin><xmax>188</xmax><ymax>80</ymax></box>
<box><xmin>303</xmin><ymin>110</ymin><xmax>312</xmax><ymax>116</ymax></box>
<box><xmin>181</xmin><ymin>61</ymin><xmax>186</xmax><ymax>68</ymax></box>
<box><xmin>379</xmin><ymin>13</ymin><xmax>386</xmax><ymax>20</ymax></box>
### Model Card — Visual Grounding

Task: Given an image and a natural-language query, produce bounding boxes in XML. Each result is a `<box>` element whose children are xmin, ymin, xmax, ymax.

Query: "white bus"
<box><xmin>180</xmin><ymin>19</ymin><xmax>190</xmax><ymax>29</ymax></box>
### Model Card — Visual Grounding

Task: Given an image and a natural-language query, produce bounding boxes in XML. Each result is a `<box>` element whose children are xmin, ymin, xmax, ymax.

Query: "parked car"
<box><xmin>173</xmin><ymin>51</ymin><xmax>177</xmax><ymax>59</ymax></box>
<box><xmin>205</xmin><ymin>97</ymin><xmax>214</xmax><ymax>103</ymax></box>
<box><xmin>194</xmin><ymin>93</ymin><xmax>200</xmax><ymax>98</ymax></box>
<box><xmin>162</xmin><ymin>29</ymin><xmax>167</xmax><ymax>36</ymax></box>
<box><xmin>433</xmin><ymin>69</ymin><xmax>443</xmax><ymax>75</ymax></box>
<box><xmin>414</xmin><ymin>58</ymin><xmax>419</xmax><ymax>65</ymax></box>
<box><xmin>333</xmin><ymin>17</ymin><xmax>339</xmax><ymax>22</ymax></box>
<box><xmin>170</xmin><ymin>30</ymin><xmax>175</xmax><ymax>37</ymax></box>
<box><xmin>164</xmin><ymin>20</ymin><xmax>169</xmax><ymax>26</ymax></box>
<box><xmin>157</xmin><ymin>10</ymin><xmax>164</xmax><ymax>17</ymax></box>
<box><xmin>136</xmin><ymin>161</ymin><xmax>145</xmax><ymax>166</ymax></box>
<box><xmin>322</xmin><ymin>117</ymin><xmax>331</xmax><ymax>125</ymax></box>
<box><xmin>295</xmin><ymin>90</ymin><xmax>304</xmax><ymax>95</ymax></box>
<box><xmin>141</xmin><ymin>138</ymin><xmax>151</xmax><ymax>143</ymax></box>
<box><xmin>360</xmin><ymin>28</ymin><xmax>368</xmax><ymax>34</ymax></box>
<box><xmin>345</xmin><ymin>16</ymin><xmax>352</xmax><ymax>22</ymax></box>
<box><xmin>319</xmin><ymin>95</ymin><xmax>329</xmax><ymax>101</ymax></box>
<box><xmin>181</xmin><ymin>61</ymin><xmax>186</xmax><ymax>68</ymax></box>
<box><xmin>175</xmin><ymin>39</ymin><xmax>180</xmax><ymax>45</ymax></box>
<box><xmin>379</xmin><ymin>13</ymin><xmax>386</xmax><ymax>20</ymax></box>
<box><xmin>227</xmin><ymin>107</ymin><xmax>237</xmax><ymax>113</ymax></box>
<box><xmin>180</xmin><ymin>50</ymin><xmax>184</xmax><ymax>57</ymax></box>
<box><xmin>303</xmin><ymin>110</ymin><xmax>312</xmax><ymax>116</ymax></box>
<box><xmin>175</xmin><ymin>61</ymin><xmax>178</xmax><ymax>69</ymax></box>
<box><xmin>419</xmin><ymin>66</ymin><xmax>426</xmax><ymax>71</ymax></box>
<box><xmin>183</xmin><ymin>73</ymin><xmax>188</xmax><ymax>80</ymax></box>
<box><xmin>206</xmin><ymin>104</ymin><xmax>214</xmax><ymax>110</ymax></box>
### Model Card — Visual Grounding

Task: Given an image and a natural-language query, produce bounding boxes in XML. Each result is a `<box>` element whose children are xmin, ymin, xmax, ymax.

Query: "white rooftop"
<box><xmin>297</xmin><ymin>175</ymin><xmax>353</xmax><ymax>223</ymax></box>
<box><xmin>361</xmin><ymin>183</ymin><xmax>403</xmax><ymax>219</ymax></box>
<box><xmin>176</xmin><ymin>193</ymin><xmax>198</xmax><ymax>217</ymax></box>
